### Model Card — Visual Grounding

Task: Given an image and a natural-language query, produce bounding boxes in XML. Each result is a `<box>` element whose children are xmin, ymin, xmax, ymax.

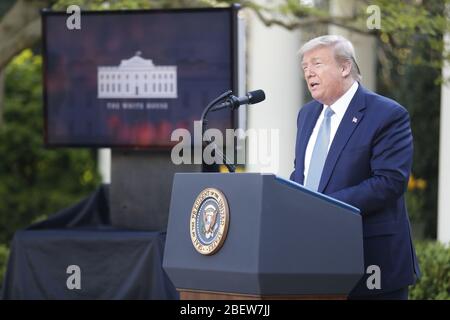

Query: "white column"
<box><xmin>245</xmin><ymin>8</ymin><xmax>303</xmax><ymax>178</ymax></box>
<box><xmin>438</xmin><ymin>31</ymin><xmax>450</xmax><ymax>244</ymax></box>
<box><xmin>329</xmin><ymin>0</ymin><xmax>376</xmax><ymax>91</ymax></box>
<box><xmin>98</xmin><ymin>148</ymin><xmax>111</xmax><ymax>184</ymax></box>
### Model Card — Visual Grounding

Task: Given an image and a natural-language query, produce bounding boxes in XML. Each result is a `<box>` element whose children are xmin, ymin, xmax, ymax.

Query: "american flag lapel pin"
<box><xmin>352</xmin><ymin>117</ymin><xmax>358</xmax><ymax>123</ymax></box>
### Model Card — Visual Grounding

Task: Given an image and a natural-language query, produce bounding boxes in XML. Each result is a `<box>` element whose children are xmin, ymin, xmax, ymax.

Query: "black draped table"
<box><xmin>1</xmin><ymin>185</ymin><xmax>178</xmax><ymax>300</ymax></box>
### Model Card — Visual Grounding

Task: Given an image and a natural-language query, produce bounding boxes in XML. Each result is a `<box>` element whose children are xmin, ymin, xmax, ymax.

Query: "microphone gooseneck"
<box><xmin>200</xmin><ymin>89</ymin><xmax>266</xmax><ymax>173</ymax></box>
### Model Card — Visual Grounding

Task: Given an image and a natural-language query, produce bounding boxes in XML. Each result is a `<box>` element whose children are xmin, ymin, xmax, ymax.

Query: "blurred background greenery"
<box><xmin>0</xmin><ymin>50</ymin><xmax>100</xmax><ymax>245</ymax></box>
<box><xmin>409</xmin><ymin>241</ymin><xmax>450</xmax><ymax>300</ymax></box>
<box><xmin>0</xmin><ymin>48</ymin><xmax>100</xmax><ymax>294</ymax></box>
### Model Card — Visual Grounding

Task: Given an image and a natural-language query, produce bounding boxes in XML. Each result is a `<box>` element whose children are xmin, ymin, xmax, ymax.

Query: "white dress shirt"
<box><xmin>304</xmin><ymin>81</ymin><xmax>359</xmax><ymax>180</ymax></box>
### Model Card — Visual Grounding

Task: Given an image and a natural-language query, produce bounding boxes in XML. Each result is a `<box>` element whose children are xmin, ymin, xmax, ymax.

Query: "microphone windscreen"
<box><xmin>248</xmin><ymin>90</ymin><xmax>266</xmax><ymax>104</ymax></box>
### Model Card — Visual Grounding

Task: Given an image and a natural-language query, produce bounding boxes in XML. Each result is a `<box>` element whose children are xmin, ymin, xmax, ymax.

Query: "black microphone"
<box><xmin>212</xmin><ymin>89</ymin><xmax>266</xmax><ymax>112</ymax></box>
<box><xmin>200</xmin><ymin>89</ymin><xmax>265</xmax><ymax>173</ymax></box>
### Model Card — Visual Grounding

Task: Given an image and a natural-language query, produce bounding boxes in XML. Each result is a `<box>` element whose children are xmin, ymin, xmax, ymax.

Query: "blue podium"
<box><xmin>163</xmin><ymin>173</ymin><xmax>364</xmax><ymax>299</ymax></box>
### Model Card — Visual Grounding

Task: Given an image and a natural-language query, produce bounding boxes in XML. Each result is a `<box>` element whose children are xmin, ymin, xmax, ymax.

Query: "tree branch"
<box><xmin>0</xmin><ymin>0</ymin><xmax>53</xmax><ymax>70</ymax></box>
<box><xmin>249</xmin><ymin>6</ymin><xmax>377</xmax><ymax>36</ymax></box>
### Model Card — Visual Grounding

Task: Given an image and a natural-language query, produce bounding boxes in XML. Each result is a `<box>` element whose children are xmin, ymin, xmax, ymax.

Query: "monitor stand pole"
<box><xmin>109</xmin><ymin>149</ymin><xmax>201</xmax><ymax>231</ymax></box>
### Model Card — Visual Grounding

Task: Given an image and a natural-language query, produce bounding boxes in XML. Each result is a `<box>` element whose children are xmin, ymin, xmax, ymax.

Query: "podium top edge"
<box><xmin>173</xmin><ymin>173</ymin><xmax>360</xmax><ymax>215</ymax></box>
<box><xmin>274</xmin><ymin>176</ymin><xmax>360</xmax><ymax>215</ymax></box>
<box><xmin>174</xmin><ymin>172</ymin><xmax>267</xmax><ymax>175</ymax></box>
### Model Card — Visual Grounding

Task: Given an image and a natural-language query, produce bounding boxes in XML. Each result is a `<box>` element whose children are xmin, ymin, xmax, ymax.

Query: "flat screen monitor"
<box><xmin>42</xmin><ymin>7</ymin><xmax>240</xmax><ymax>148</ymax></box>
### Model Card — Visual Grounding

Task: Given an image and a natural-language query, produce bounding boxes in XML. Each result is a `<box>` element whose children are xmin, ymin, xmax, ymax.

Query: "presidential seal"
<box><xmin>190</xmin><ymin>188</ymin><xmax>229</xmax><ymax>255</ymax></box>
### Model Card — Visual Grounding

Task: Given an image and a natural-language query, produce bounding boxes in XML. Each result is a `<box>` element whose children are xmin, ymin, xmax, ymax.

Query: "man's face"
<box><xmin>301</xmin><ymin>46</ymin><xmax>347</xmax><ymax>105</ymax></box>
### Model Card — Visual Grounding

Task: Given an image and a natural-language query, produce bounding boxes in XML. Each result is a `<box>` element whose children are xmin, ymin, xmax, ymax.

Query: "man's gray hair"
<box><xmin>298</xmin><ymin>35</ymin><xmax>362</xmax><ymax>82</ymax></box>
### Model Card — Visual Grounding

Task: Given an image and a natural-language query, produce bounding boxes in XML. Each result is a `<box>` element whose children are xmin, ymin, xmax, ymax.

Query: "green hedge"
<box><xmin>0</xmin><ymin>244</ymin><xmax>9</xmax><ymax>288</ymax></box>
<box><xmin>409</xmin><ymin>241</ymin><xmax>450</xmax><ymax>300</ymax></box>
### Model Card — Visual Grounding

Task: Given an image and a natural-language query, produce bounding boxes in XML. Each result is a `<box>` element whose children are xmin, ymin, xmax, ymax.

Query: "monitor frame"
<box><xmin>41</xmin><ymin>5</ymin><xmax>242</xmax><ymax>149</ymax></box>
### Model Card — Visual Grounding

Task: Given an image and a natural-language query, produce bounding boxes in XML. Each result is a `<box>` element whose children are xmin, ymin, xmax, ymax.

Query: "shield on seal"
<box><xmin>202</xmin><ymin>204</ymin><xmax>218</xmax><ymax>239</ymax></box>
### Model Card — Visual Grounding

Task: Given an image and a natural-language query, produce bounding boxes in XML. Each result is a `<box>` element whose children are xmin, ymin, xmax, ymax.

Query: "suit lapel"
<box><xmin>318</xmin><ymin>85</ymin><xmax>367</xmax><ymax>193</ymax></box>
<box><xmin>297</xmin><ymin>103</ymin><xmax>323</xmax><ymax>184</ymax></box>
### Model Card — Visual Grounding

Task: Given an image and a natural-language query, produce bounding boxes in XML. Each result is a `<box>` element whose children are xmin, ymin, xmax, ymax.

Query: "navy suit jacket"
<box><xmin>291</xmin><ymin>84</ymin><xmax>420</xmax><ymax>296</ymax></box>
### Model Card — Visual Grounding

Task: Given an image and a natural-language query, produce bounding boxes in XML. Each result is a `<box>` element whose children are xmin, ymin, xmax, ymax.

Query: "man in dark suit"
<box><xmin>290</xmin><ymin>35</ymin><xmax>420</xmax><ymax>299</ymax></box>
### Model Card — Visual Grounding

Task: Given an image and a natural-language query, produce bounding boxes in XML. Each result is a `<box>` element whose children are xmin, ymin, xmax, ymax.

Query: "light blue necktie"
<box><xmin>305</xmin><ymin>107</ymin><xmax>335</xmax><ymax>191</ymax></box>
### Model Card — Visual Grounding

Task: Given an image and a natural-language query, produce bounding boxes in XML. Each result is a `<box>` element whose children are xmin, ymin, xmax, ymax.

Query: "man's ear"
<box><xmin>341</xmin><ymin>60</ymin><xmax>352</xmax><ymax>78</ymax></box>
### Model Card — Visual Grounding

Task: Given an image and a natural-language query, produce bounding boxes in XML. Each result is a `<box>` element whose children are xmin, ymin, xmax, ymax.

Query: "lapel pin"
<box><xmin>352</xmin><ymin>117</ymin><xmax>358</xmax><ymax>123</ymax></box>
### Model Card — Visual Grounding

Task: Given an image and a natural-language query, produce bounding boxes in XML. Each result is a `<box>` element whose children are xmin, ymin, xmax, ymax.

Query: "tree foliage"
<box><xmin>0</xmin><ymin>50</ymin><xmax>100</xmax><ymax>245</ymax></box>
<box><xmin>378</xmin><ymin>31</ymin><xmax>442</xmax><ymax>238</ymax></box>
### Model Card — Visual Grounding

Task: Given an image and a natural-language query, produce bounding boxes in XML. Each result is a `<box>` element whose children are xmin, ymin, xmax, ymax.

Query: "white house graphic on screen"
<box><xmin>97</xmin><ymin>51</ymin><xmax>177</xmax><ymax>99</ymax></box>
